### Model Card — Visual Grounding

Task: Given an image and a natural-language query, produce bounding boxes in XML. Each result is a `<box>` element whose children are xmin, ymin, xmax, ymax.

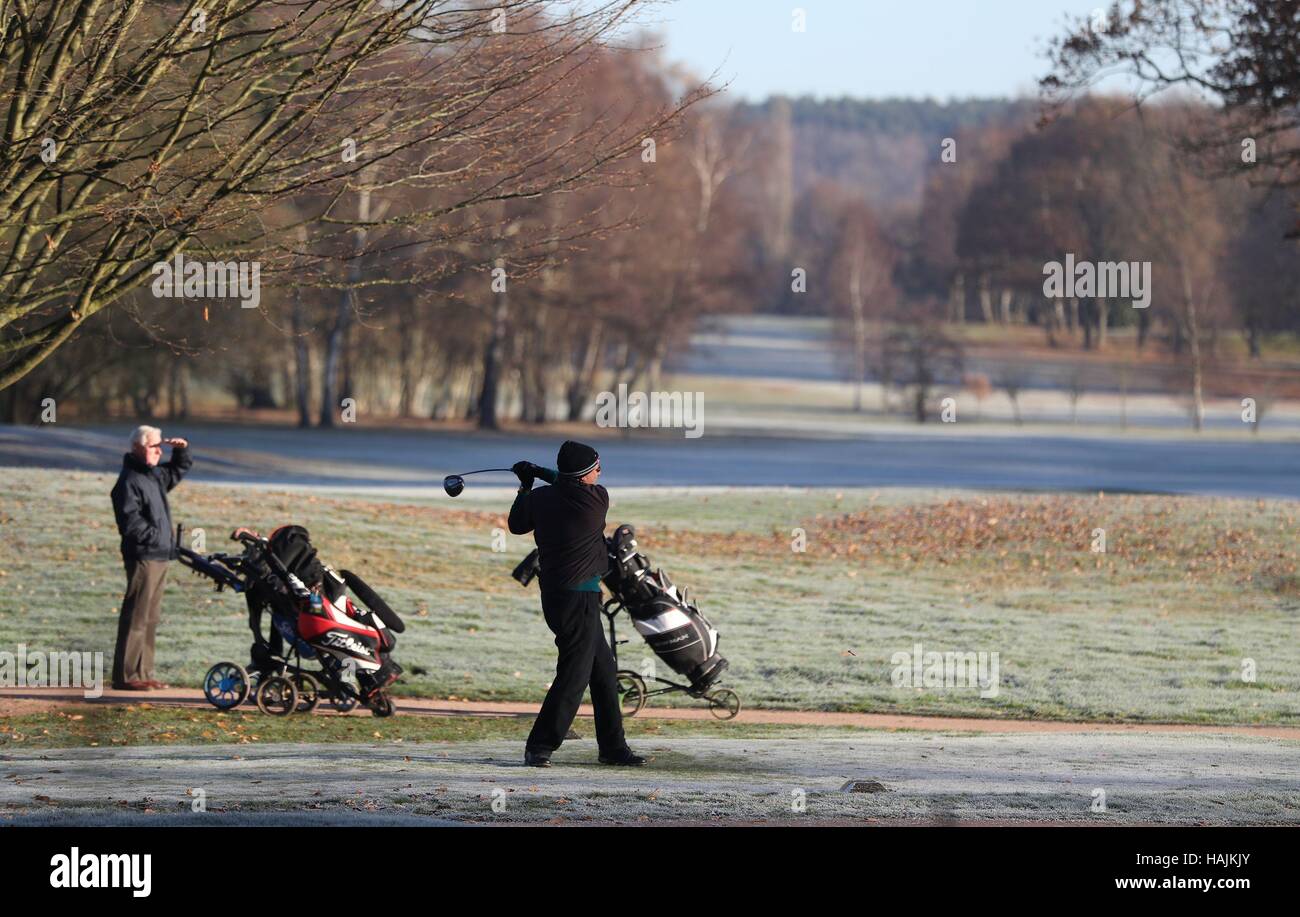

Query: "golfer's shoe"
<box><xmin>524</xmin><ymin>749</ymin><xmax>552</xmax><ymax>767</ymax></box>
<box><xmin>112</xmin><ymin>681</ymin><xmax>152</xmax><ymax>691</ymax></box>
<box><xmin>598</xmin><ymin>749</ymin><xmax>646</xmax><ymax>766</ymax></box>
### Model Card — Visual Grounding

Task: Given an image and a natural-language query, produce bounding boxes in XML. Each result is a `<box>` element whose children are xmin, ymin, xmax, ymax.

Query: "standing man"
<box><xmin>110</xmin><ymin>425</ymin><xmax>192</xmax><ymax>691</ymax></box>
<box><xmin>508</xmin><ymin>441</ymin><xmax>644</xmax><ymax>767</ymax></box>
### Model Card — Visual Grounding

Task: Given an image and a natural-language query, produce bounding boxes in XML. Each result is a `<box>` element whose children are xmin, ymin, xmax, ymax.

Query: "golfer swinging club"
<box><xmin>509</xmin><ymin>441</ymin><xmax>644</xmax><ymax>767</ymax></box>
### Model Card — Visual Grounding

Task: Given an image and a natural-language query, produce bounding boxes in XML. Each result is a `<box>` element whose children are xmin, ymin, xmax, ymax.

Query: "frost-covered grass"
<box><xmin>3</xmin><ymin>731</ymin><xmax>1298</xmax><ymax>825</ymax></box>
<box><xmin>0</xmin><ymin>468</ymin><xmax>1296</xmax><ymax>724</ymax></box>
<box><xmin>0</xmin><ymin>703</ymin><xmax>822</xmax><ymax>750</ymax></box>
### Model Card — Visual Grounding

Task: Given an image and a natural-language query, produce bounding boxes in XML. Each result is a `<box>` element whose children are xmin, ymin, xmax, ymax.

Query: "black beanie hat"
<box><xmin>557</xmin><ymin>440</ymin><xmax>599</xmax><ymax>477</ymax></box>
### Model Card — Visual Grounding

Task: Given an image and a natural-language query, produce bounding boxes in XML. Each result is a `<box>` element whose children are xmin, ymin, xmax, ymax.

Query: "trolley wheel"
<box><xmin>292</xmin><ymin>673</ymin><xmax>321</xmax><ymax>714</ymax></box>
<box><xmin>328</xmin><ymin>689</ymin><xmax>359</xmax><ymax>713</ymax></box>
<box><xmin>202</xmin><ymin>661</ymin><xmax>250</xmax><ymax>710</ymax></box>
<box><xmin>706</xmin><ymin>688</ymin><xmax>740</xmax><ymax>720</ymax></box>
<box><xmin>255</xmin><ymin>676</ymin><xmax>299</xmax><ymax>716</ymax></box>
<box><xmin>368</xmin><ymin>692</ymin><xmax>395</xmax><ymax>718</ymax></box>
<box><xmin>616</xmin><ymin>671</ymin><xmax>646</xmax><ymax>717</ymax></box>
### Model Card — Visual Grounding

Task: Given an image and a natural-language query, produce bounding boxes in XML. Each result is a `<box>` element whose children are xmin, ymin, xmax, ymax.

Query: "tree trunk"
<box><xmin>319</xmin><ymin>171</ymin><xmax>382</xmax><ymax>427</ymax></box>
<box><xmin>645</xmin><ymin>348</ymin><xmax>665</xmax><ymax>396</ymax></box>
<box><xmin>131</xmin><ymin>389</ymin><xmax>155</xmax><ymax>418</ymax></box>
<box><xmin>528</xmin><ymin>304</ymin><xmax>551</xmax><ymax>424</ymax></box>
<box><xmin>567</xmin><ymin>324</ymin><xmax>604</xmax><ymax>421</ymax></box>
<box><xmin>1187</xmin><ymin>326</ymin><xmax>1204</xmax><ymax>432</ymax></box>
<box><xmin>167</xmin><ymin>359</ymin><xmax>181</xmax><ymax>420</ymax></box>
<box><xmin>477</xmin><ymin>258</ymin><xmax>509</xmax><ymax>430</ymax></box>
<box><xmin>518</xmin><ymin>362</ymin><xmax>538</xmax><ymax>424</ymax></box>
<box><xmin>178</xmin><ymin>361</ymin><xmax>190</xmax><ymax>419</ymax></box>
<box><xmin>950</xmin><ymin>273</ymin><xmax>965</xmax><ymax>324</ymax></box>
<box><xmin>1181</xmin><ymin>266</ymin><xmax>1204</xmax><ymax>432</ymax></box>
<box><xmin>978</xmin><ymin>275</ymin><xmax>994</xmax><ymax>323</ymax></box>
<box><xmin>240</xmin><ymin>364</ymin><xmax>277</xmax><ymax>410</ymax></box>
<box><xmin>292</xmin><ymin>293</ymin><xmax>313</xmax><ymax>428</ymax></box>
<box><xmin>319</xmin><ymin>313</ymin><xmax>347</xmax><ymax>427</ymax></box>
<box><xmin>608</xmin><ymin>340</ymin><xmax>635</xmax><ymax>393</ymax></box>
<box><xmin>850</xmin><ymin>260</ymin><xmax>866</xmax><ymax>412</ymax></box>
<box><xmin>398</xmin><ymin>318</ymin><xmax>415</xmax><ymax>418</ymax></box>
<box><xmin>340</xmin><ymin>324</ymin><xmax>355</xmax><ymax>405</ymax></box>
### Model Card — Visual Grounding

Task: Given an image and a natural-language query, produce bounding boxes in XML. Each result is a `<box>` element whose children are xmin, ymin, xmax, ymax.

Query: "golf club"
<box><xmin>442</xmin><ymin>467</ymin><xmax>515</xmax><ymax>497</ymax></box>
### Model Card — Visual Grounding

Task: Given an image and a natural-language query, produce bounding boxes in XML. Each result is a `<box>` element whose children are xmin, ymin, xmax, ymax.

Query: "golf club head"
<box><xmin>442</xmin><ymin>474</ymin><xmax>465</xmax><ymax>497</ymax></box>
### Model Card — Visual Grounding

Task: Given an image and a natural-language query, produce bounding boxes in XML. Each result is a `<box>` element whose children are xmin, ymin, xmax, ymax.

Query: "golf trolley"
<box><xmin>178</xmin><ymin>526</ymin><xmax>402</xmax><ymax>718</ymax></box>
<box><xmin>603</xmin><ymin>598</ymin><xmax>741</xmax><ymax>720</ymax></box>
<box><xmin>511</xmin><ymin>523</ymin><xmax>740</xmax><ymax>719</ymax></box>
<box><xmin>201</xmin><ymin>641</ymin><xmax>385</xmax><ymax>718</ymax></box>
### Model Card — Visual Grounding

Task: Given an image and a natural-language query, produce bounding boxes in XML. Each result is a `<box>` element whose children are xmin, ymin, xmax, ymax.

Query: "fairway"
<box><xmin>1</xmin><ymin>467</ymin><xmax>1296</xmax><ymax>725</ymax></box>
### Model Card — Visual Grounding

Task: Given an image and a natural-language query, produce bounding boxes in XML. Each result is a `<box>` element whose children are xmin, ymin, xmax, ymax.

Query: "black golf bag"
<box><xmin>603</xmin><ymin>524</ymin><xmax>728</xmax><ymax>691</ymax></box>
<box><xmin>513</xmin><ymin>524</ymin><xmax>728</xmax><ymax>692</ymax></box>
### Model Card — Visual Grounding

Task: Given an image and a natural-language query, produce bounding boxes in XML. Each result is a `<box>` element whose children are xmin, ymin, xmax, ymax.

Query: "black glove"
<box><xmin>512</xmin><ymin>461</ymin><xmax>535</xmax><ymax>489</ymax></box>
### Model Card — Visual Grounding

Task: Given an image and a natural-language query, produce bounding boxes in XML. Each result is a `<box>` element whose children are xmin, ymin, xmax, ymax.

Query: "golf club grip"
<box><xmin>341</xmin><ymin>569</ymin><xmax>405</xmax><ymax>633</ymax></box>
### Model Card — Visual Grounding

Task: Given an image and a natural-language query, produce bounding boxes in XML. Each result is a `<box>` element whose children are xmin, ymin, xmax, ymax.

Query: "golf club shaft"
<box><xmin>456</xmin><ymin>468</ymin><xmax>514</xmax><ymax>477</ymax></box>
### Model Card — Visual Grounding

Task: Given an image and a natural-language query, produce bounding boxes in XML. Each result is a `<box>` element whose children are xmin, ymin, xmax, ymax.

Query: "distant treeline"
<box><xmin>3</xmin><ymin>2</ymin><xmax>1296</xmax><ymax>429</ymax></box>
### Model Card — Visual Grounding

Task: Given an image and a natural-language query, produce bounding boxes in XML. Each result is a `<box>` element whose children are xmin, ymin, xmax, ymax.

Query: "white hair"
<box><xmin>130</xmin><ymin>425</ymin><xmax>162</xmax><ymax>447</ymax></box>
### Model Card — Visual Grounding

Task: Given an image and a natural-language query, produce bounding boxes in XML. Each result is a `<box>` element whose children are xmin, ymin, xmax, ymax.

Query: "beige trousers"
<box><xmin>112</xmin><ymin>558</ymin><xmax>169</xmax><ymax>684</ymax></box>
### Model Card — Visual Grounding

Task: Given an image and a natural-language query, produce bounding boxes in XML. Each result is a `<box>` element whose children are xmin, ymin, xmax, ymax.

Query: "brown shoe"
<box><xmin>112</xmin><ymin>680</ymin><xmax>152</xmax><ymax>691</ymax></box>
<box><xmin>145</xmin><ymin>680</ymin><xmax>169</xmax><ymax>690</ymax></box>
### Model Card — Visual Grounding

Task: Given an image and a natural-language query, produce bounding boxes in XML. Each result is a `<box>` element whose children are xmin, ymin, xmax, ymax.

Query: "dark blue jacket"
<box><xmin>110</xmin><ymin>446</ymin><xmax>192</xmax><ymax>561</ymax></box>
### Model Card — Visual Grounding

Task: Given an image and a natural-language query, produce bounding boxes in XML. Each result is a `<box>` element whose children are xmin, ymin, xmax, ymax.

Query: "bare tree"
<box><xmin>881</xmin><ymin>319</ymin><xmax>963</xmax><ymax>423</ymax></box>
<box><xmin>1125</xmin><ymin>108</ymin><xmax>1234</xmax><ymax>432</ymax></box>
<box><xmin>999</xmin><ymin>367</ymin><xmax>1027</xmax><ymax>425</ymax></box>
<box><xmin>1066</xmin><ymin>368</ymin><xmax>1086</xmax><ymax>423</ymax></box>
<box><xmin>826</xmin><ymin>196</ymin><xmax>896</xmax><ymax>412</ymax></box>
<box><xmin>1043</xmin><ymin>0</ymin><xmax>1300</xmax><ymax>192</ymax></box>
<box><xmin>0</xmin><ymin>0</ymin><xmax>704</xmax><ymax>393</ymax></box>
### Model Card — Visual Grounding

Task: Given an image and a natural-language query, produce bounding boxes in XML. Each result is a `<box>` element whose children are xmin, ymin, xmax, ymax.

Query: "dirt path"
<box><xmin>4</xmin><ymin>686</ymin><xmax>1298</xmax><ymax>740</ymax></box>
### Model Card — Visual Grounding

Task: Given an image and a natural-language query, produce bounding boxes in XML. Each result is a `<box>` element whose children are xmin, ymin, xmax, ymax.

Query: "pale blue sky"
<box><xmin>633</xmin><ymin>0</ymin><xmax>1106</xmax><ymax>101</ymax></box>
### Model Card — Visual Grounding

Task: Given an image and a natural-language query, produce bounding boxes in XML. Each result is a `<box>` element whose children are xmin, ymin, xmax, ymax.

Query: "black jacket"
<box><xmin>110</xmin><ymin>446</ymin><xmax>192</xmax><ymax>561</ymax></box>
<box><xmin>508</xmin><ymin>479</ymin><xmax>608</xmax><ymax>590</ymax></box>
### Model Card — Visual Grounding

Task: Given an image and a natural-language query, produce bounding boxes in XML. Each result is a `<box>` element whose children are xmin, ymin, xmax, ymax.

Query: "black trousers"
<box><xmin>526</xmin><ymin>588</ymin><xmax>628</xmax><ymax>756</ymax></box>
